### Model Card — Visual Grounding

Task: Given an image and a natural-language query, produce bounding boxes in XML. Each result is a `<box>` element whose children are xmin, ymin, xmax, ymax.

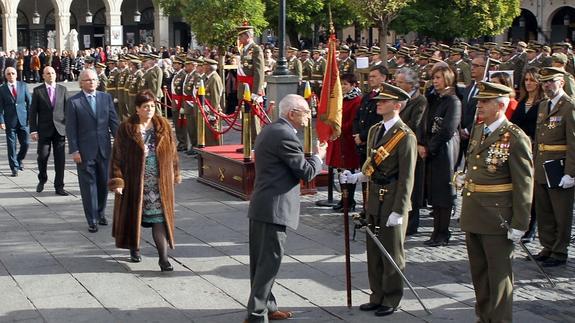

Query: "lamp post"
<box><xmin>32</xmin><ymin>0</ymin><xmax>40</xmax><ymax>25</ymax></box>
<box><xmin>85</xmin><ymin>0</ymin><xmax>93</xmax><ymax>24</ymax></box>
<box><xmin>273</xmin><ymin>0</ymin><xmax>288</xmax><ymax>75</ymax></box>
<box><xmin>134</xmin><ymin>0</ymin><xmax>141</xmax><ymax>23</ymax></box>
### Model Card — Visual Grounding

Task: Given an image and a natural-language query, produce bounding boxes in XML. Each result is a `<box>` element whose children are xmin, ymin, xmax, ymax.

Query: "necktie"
<box><xmin>548</xmin><ymin>100</ymin><xmax>553</xmax><ymax>114</ymax></box>
<box><xmin>376</xmin><ymin>123</ymin><xmax>386</xmax><ymax>143</ymax></box>
<box><xmin>484</xmin><ymin>126</ymin><xmax>491</xmax><ymax>137</ymax></box>
<box><xmin>88</xmin><ymin>95</ymin><xmax>96</xmax><ymax>115</ymax></box>
<box><xmin>11</xmin><ymin>84</ymin><xmax>16</xmax><ymax>98</ymax></box>
<box><xmin>48</xmin><ymin>87</ymin><xmax>55</xmax><ymax>108</ymax></box>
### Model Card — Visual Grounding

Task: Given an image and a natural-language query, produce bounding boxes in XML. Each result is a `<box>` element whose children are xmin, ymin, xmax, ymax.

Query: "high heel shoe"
<box><xmin>159</xmin><ymin>260</ymin><xmax>173</xmax><ymax>272</ymax></box>
<box><xmin>130</xmin><ymin>249</ymin><xmax>142</xmax><ymax>263</ymax></box>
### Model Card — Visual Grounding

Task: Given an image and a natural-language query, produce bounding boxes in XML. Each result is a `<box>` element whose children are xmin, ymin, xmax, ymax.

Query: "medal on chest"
<box><xmin>485</xmin><ymin>132</ymin><xmax>510</xmax><ymax>173</ymax></box>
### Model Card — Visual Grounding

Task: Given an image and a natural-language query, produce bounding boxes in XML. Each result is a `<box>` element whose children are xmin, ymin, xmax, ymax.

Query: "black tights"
<box><xmin>152</xmin><ymin>223</ymin><xmax>169</xmax><ymax>263</ymax></box>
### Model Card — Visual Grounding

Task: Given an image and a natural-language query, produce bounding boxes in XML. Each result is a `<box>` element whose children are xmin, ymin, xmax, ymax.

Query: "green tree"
<box><xmin>392</xmin><ymin>0</ymin><xmax>521</xmax><ymax>41</ymax></box>
<box><xmin>158</xmin><ymin>0</ymin><xmax>267</xmax><ymax>50</ymax></box>
<box><xmin>348</xmin><ymin>0</ymin><xmax>415</xmax><ymax>68</ymax></box>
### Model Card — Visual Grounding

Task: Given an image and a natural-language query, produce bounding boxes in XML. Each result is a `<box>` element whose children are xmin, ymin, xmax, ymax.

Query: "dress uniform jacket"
<box><xmin>143</xmin><ymin>65</ymin><xmax>164</xmax><ymax>100</ymax></box>
<box><xmin>533</xmin><ymin>92</ymin><xmax>575</xmax><ymax>261</ymax></box>
<box><xmin>97</xmin><ymin>72</ymin><xmax>108</xmax><ymax>92</ymax></box>
<box><xmin>364</xmin><ymin>119</ymin><xmax>417</xmax><ymax>308</ymax></box>
<box><xmin>203</xmin><ymin>70</ymin><xmax>223</xmax><ymax>146</ymax></box>
<box><xmin>287</xmin><ymin>56</ymin><xmax>303</xmax><ymax>81</ymax></box>
<box><xmin>106</xmin><ymin>67</ymin><xmax>120</xmax><ymax>101</ymax></box>
<box><xmin>460</xmin><ymin>119</ymin><xmax>533</xmax><ymax>323</ymax></box>
<box><xmin>339</xmin><ymin>57</ymin><xmax>355</xmax><ymax>75</ymax></box>
<box><xmin>302</xmin><ymin>58</ymin><xmax>314</xmax><ymax>81</ymax></box>
<box><xmin>127</xmin><ymin>69</ymin><xmax>144</xmax><ymax>116</ymax></box>
<box><xmin>170</xmin><ymin>68</ymin><xmax>188</xmax><ymax>149</ymax></box>
<box><xmin>312</xmin><ymin>57</ymin><xmax>327</xmax><ymax>80</ymax></box>
<box><xmin>237</xmin><ymin>42</ymin><xmax>265</xmax><ymax>100</ymax></box>
<box><xmin>452</xmin><ymin>60</ymin><xmax>472</xmax><ymax>86</ymax></box>
<box><xmin>117</xmin><ymin>67</ymin><xmax>131</xmax><ymax>120</ymax></box>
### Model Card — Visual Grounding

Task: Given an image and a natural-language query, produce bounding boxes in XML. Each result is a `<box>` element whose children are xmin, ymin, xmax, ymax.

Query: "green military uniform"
<box><xmin>287</xmin><ymin>56</ymin><xmax>303</xmax><ymax>81</ymax></box>
<box><xmin>362</xmin><ymin>84</ymin><xmax>417</xmax><ymax>311</ymax></box>
<box><xmin>96</xmin><ymin>70</ymin><xmax>107</xmax><ymax>92</ymax></box>
<box><xmin>533</xmin><ymin>67</ymin><xmax>575</xmax><ymax>265</ymax></box>
<box><xmin>116</xmin><ymin>65</ymin><xmax>131</xmax><ymax>120</ymax></box>
<box><xmin>171</xmin><ymin>65</ymin><xmax>188</xmax><ymax>150</ymax></box>
<box><xmin>460</xmin><ymin>82</ymin><xmax>533</xmax><ymax>323</ymax></box>
<box><xmin>311</xmin><ymin>54</ymin><xmax>326</xmax><ymax>95</ymax></box>
<box><xmin>127</xmin><ymin>67</ymin><xmax>144</xmax><ymax>116</ymax></box>
<box><xmin>302</xmin><ymin>57</ymin><xmax>314</xmax><ymax>82</ymax></box>
<box><xmin>106</xmin><ymin>65</ymin><xmax>120</xmax><ymax>114</ymax></box>
<box><xmin>183</xmin><ymin>68</ymin><xmax>198</xmax><ymax>148</ymax></box>
<box><xmin>203</xmin><ymin>62</ymin><xmax>223</xmax><ymax>146</ymax></box>
<box><xmin>338</xmin><ymin>56</ymin><xmax>355</xmax><ymax>75</ymax></box>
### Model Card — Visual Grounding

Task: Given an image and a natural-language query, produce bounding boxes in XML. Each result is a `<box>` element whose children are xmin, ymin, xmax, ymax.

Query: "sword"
<box><xmin>496</xmin><ymin>214</ymin><xmax>556</xmax><ymax>288</ymax></box>
<box><xmin>353</xmin><ymin>215</ymin><xmax>433</xmax><ymax>315</ymax></box>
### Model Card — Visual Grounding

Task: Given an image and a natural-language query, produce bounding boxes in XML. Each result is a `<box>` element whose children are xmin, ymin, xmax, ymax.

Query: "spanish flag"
<box><xmin>316</xmin><ymin>33</ymin><xmax>342</xmax><ymax>142</ymax></box>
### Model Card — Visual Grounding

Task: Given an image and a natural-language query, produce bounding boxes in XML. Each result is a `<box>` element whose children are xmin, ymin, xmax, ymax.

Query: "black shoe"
<box><xmin>18</xmin><ymin>165</ymin><xmax>23</xmax><ymax>171</ymax></box>
<box><xmin>177</xmin><ymin>146</ymin><xmax>187</xmax><ymax>152</ymax></box>
<box><xmin>359</xmin><ymin>302</ymin><xmax>380</xmax><ymax>311</ymax></box>
<box><xmin>36</xmin><ymin>182</ymin><xmax>45</xmax><ymax>193</ymax></box>
<box><xmin>428</xmin><ymin>238</ymin><xmax>449</xmax><ymax>247</ymax></box>
<box><xmin>88</xmin><ymin>224</ymin><xmax>98</xmax><ymax>233</ymax></box>
<box><xmin>521</xmin><ymin>236</ymin><xmax>535</xmax><ymax>243</ymax></box>
<box><xmin>98</xmin><ymin>217</ymin><xmax>108</xmax><ymax>225</ymax></box>
<box><xmin>186</xmin><ymin>150</ymin><xmax>198</xmax><ymax>156</ymax></box>
<box><xmin>11</xmin><ymin>169</ymin><xmax>18</xmax><ymax>177</ymax></box>
<box><xmin>423</xmin><ymin>238</ymin><xmax>436</xmax><ymax>246</ymax></box>
<box><xmin>55</xmin><ymin>189</ymin><xmax>69</xmax><ymax>196</ymax></box>
<box><xmin>332</xmin><ymin>200</ymin><xmax>343</xmax><ymax>211</ymax></box>
<box><xmin>527</xmin><ymin>253</ymin><xmax>549</xmax><ymax>262</ymax></box>
<box><xmin>374</xmin><ymin>305</ymin><xmax>396</xmax><ymax>317</ymax></box>
<box><xmin>130</xmin><ymin>249</ymin><xmax>142</xmax><ymax>263</ymax></box>
<box><xmin>159</xmin><ymin>260</ymin><xmax>173</xmax><ymax>272</ymax></box>
<box><xmin>406</xmin><ymin>228</ymin><xmax>418</xmax><ymax>236</ymax></box>
<box><xmin>541</xmin><ymin>258</ymin><xmax>566</xmax><ymax>267</ymax></box>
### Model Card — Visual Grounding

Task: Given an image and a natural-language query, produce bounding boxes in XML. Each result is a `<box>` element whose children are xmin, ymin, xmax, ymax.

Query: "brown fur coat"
<box><xmin>109</xmin><ymin>115</ymin><xmax>181</xmax><ymax>250</ymax></box>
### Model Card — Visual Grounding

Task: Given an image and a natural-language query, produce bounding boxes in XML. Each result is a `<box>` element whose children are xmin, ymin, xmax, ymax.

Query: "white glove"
<box><xmin>339</xmin><ymin>170</ymin><xmax>366</xmax><ymax>184</ymax></box>
<box><xmin>251</xmin><ymin>94</ymin><xmax>264</xmax><ymax>103</ymax></box>
<box><xmin>179</xmin><ymin>108</ymin><xmax>185</xmax><ymax>114</ymax></box>
<box><xmin>507</xmin><ymin>228</ymin><xmax>525</xmax><ymax>243</ymax></box>
<box><xmin>113</xmin><ymin>98</ymin><xmax>118</xmax><ymax>103</ymax></box>
<box><xmin>558</xmin><ymin>174</ymin><xmax>575</xmax><ymax>188</ymax></box>
<box><xmin>454</xmin><ymin>173</ymin><xmax>466</xmax><ymax>188</ymax></box>
<box><xmin>386</xmin><ymin>212</ymin><xmax>403</xmax><ymax>227</ymax></box>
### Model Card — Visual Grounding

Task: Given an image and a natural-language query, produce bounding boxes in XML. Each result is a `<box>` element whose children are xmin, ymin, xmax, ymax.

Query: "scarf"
<box><xmin>344</xmin><ymin>87</ymin><xmax>362</xmax><ymax>100</ymax></box>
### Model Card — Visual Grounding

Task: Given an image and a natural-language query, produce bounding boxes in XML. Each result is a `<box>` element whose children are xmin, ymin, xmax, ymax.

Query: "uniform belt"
<box><xmin>371</xmin><ymin>175</ymin><xmax>398</xmax><ymax>185</ymax></box>
<box><xmin>538</xmin><ymin>144</ymin><xmax>567</xmax><ymax>152</ymax></box>
<box><xmin>464</xmin><ymin>182</ymin><xmax>513</xmax><ymax>193</ymax></box>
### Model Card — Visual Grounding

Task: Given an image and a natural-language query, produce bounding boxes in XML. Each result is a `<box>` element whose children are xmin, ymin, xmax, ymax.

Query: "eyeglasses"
<box><xmin>292</xmin><ymin>108</ymin><xmax>311</xmax><ymax>116</ymax></box>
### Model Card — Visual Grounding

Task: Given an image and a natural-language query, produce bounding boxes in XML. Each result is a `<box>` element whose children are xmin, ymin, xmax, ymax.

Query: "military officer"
<box><xmin>202</xmin><ymin>58</ymin><xmax>223</xmax><ymax>146</ymax></box>
<box><xmin>182</xmin><ymin>58</ymin><xmax>199</xmax><ymax>155</ymax></box>
<box><xmin>341</xmin><ymin>82</ymin><xmax>417</xmax><ymax>317</ymax></box>
<box><xmin>95</xmin><ymin>63</ymin><xmax>108</xmax><ymax>92</ymax></box>
<box><xmin>370</xmin><ymin>46</ymin><xmax>383</xmax><ymax>66</ymax></box>
<box><xmin>126</xmin><ymin>58</ymin><xmax>144</xmax><ymax>116</ymax></box>
<box><xmin>105</xmin><ymin>59</ymin><xmax>120</xmax><ymax>115</ymax></box>
<box><xmin>237</xmin><ymin>22</ymin><xmax>265</xmax><ymax>144</ymax></box>
<box><xmin>287</xmin><ymin>47</ymin><xmax>303</xmax><ymax>81</ymax></box>
<box><xmin>550</xmin><ymin>53</ymin><xmax>575</xmax><ymax>98</ymax></box>
<box><xmin>338</xmin><ymin>45</ymin><xmax>355</xmax><ymax>75</ymax></box>
<box><xmin>386</xmin><ymin>45</ymin><xmax>397</xmax><ymax>69</ymax></box>
<box><xmin>449</xmin><ymin>48</ymin><xmax>472</xmax><ymax>86</ymax></box>
<box><xmin>311</xmin><ymin>49</ymin><xmax>326</xmax><ymax>94</ymax></box>
<box><xmin>532</xmin><ymin>67</ymin><xmax>575</xmax><ymax>267</ymax></box>
<box><xmin>170</xmin><ymin>57</ymin><xmax>188</xmax><ymax>151</ymax></box>
<box><xmin>458</xmin><ymin>81</ymin><xmax>533</xmax><ymax>323</ymax></box>
<box><xmin>300</xmin><ymin>49</ymin><xmax>314</xmax><ymax>82</ymax></box>
<box><xmin>141</xmin><ymin>53</ymin><xmax>164</xmax><ymax>115</ymax></box>
<box><xmin>116</xmin><ymin>56</ymin><xmax>131</xmax><ymax>120</ymax></box>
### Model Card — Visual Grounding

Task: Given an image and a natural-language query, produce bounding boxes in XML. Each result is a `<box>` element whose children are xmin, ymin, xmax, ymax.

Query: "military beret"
<box><xmin>517</xmin><ymin>41</ymin><xmax>528</xmax><ymax>48</ymax></box>
<box><xmin>237</xmin><ymin>21</ymin><xmax>254</xmax><ymax>35</ymax></box>
<box><xmin>538</xmin><ymin>67</ymin><xmax>566</xmax><ymax>81</ymax></box>
<box><xmin>96</xmin><ymin>62</ymin><xmax>106</xmax><ymax>68</ymax></box>
<box><xmin>203</xmin><ymin>58</ymin><xmax>218</xmax><ymax>65</ymax></box>
<box><xmin>552</xmin><ymin>53</ymin><xmax>568</xmax><ymax>64</ymax></box>
<box><xmin>300</xmin><ymin>49</ymin><xmax>310</xmax><ymax>54</ymax></box>
<box><xmin>371</xmin><ymin>82</ymin><xmax>410</xmax><ymax>101</ymax></box>
<box><xmin>473</xmin><ymin>81</ymin><xmax>513</xmax><ymax>99</ymax></box>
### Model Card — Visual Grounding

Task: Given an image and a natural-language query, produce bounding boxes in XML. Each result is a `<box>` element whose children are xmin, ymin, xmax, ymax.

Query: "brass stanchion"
<box><xmin>303</xmin><ymin>81</ymin><xmax>313</xmax><ymax>157</ymax></box>
<box><xmin>197</xmin><ymin>80</ymin><xmax>206</xmax><ymax>148</ymax></box>
<box><xmin>242</xmin><ymin>83</ymin><xmax>252</xmax><ymax>162</ymax></box>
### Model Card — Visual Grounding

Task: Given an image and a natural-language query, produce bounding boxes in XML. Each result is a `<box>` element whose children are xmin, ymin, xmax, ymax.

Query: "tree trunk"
<box><xmin>378</xmin><ymin>20</ymin><xmax>389</xmax><ymax>69</ymax></box>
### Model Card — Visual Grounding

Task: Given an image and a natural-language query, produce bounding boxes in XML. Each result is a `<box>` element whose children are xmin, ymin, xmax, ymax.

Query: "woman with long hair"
<box><xmin>418</xmin><ymin>64</ymin><xmax>461</xmax><ymax>247</ymax></box>
<box><xmin>490</xmin><ymin>71</ymin><xmax>518</xmax><ymax>119</ymax></box>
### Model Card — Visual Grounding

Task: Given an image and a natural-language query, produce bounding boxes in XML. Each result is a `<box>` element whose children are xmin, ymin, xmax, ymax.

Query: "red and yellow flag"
<box><xmin>316</xmin><ymin>34</ymin><xmax>342</xmax><ymax>142</ymax></box>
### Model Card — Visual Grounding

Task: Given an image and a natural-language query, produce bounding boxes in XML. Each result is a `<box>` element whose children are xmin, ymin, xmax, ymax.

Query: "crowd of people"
<box><xmin>1</xmin><ymin>26</ymin><xmax>574</xmax><ymax>323</ymax></box>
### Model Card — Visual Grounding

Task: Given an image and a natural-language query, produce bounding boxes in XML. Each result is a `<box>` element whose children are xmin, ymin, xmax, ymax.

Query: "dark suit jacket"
<box><xmin>0</xmin><ymin>81</ymin><xmax>32</xmax><ymax>129</ymax></box>
<box><xmin>30</xmin><ymin>83</ymin><xmax>68</xmax><ymax>137</ymax></box>
<box><xmin>65</xmin><ymin>91</ymin><xmax>119</xmax><ymax>160</ymax></box>
<box><xmin>461</xmin><ymin>81</ymin><xmax>479</xmax><ymax>133</ymax></box>
<box><xmin>399</xmin><ymin>90</ymin><xmax>426</xmax><ymax>132</ymax></box>
<box><xmin>248</xmin><ymin>118</ymin><xmax>322</xmax><ymax>230</ymax></box>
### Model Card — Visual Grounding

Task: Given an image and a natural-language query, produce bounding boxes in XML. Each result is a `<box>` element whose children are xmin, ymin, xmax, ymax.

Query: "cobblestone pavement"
<box><xmin>0</xmin><ymin>82</ymin><xmax>573</xmax><ymax>322</ymax></box>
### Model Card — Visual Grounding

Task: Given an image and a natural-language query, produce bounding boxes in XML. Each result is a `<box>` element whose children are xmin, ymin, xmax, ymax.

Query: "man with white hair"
<box><xmin>458</xmin><ymin>81</ymin><xmax>533</xmax><ymax>322</ymax></box>
<box><xmin>245</xmin><ymin>94</ymin><xmax>326</xmax><ymax>323</ymax></box>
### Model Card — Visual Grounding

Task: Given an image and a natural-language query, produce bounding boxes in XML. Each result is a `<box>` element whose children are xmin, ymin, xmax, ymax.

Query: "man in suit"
<box><xmin>458</xmin><ymin>81</ymin><xmax>533</xmax><ymax>323</ymax></box>
<box><xmin>66</xmin><ymin>69</ymin><xmax>119</xmax><ymax>233</ymax></box>
<box><xmin>245</xmin><ymin>94</ymin><xmax>327</xmax><ymax>323</ymax></box>
<box><xmin>30</xmin><ymin>66</ymin><xmax>69</xmax><ymax>195</ymax></box>
<box><xmin>532</xmin><ymin>67</ymin><xmax>575</xmax><ymax>267</ymax></box>
<box><xmin>395</xmin><ymin>68</ymin><xmax>427</xmax><ymax>235</ymax></box>
<box><xmin>0</xmin><ymin>67</ymin><xmax>31</xmax><ymax>176</ymax></box>
<box><xmin>342</xmin><ymin>83</ymin><xmax>417</xmax><ymax>317</ymax></box>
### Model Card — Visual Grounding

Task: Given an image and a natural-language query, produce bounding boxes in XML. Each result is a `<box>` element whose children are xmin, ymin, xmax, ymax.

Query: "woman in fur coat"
<box><xmin>109</xmin><ymin>90</ymin><xmax>181</xmax><ymax>271</ymax></box>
